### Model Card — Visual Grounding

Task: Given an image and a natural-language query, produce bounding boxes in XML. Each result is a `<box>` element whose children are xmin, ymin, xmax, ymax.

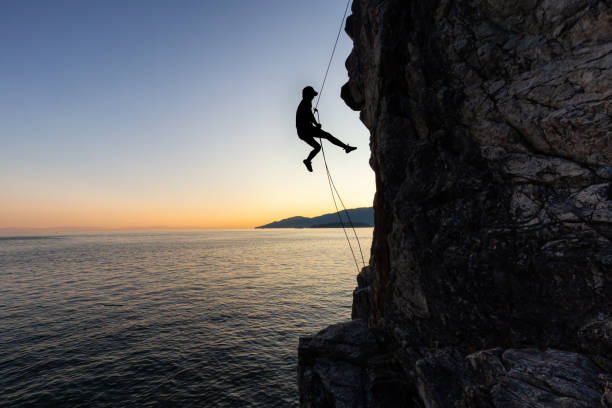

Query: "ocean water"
<box><xmin>0</xmin><ymin>229</ymin><xmax>372</xmax><ymax>407</ymax></box>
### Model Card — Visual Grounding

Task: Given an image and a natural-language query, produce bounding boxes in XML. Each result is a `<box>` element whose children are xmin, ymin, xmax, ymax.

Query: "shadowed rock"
<box><xmin>298</xmin><ymin>320</ymin><xmax>412</xmax><ymax>407</ymax></box>
<box><xmin>298</xmin><ymin>0</ymin><xmax>611</xmax><ymax>406</ymax></box>
<box><xmin>345</xmin><ymin>0</ymin><xmax>611</xmax><ymax>352</ymax></box>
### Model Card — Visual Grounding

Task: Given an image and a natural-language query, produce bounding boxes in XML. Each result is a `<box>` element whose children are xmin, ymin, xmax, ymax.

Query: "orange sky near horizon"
<box><xmin>0</xmin><ymin>207</ymin><xmax>367</xmax><ymax>231</ymax></box>
<box><xmin>1</xmin><ymin>176</ymin><xmax>373</xmax><ymax>230</ymax></box>
<box><xmin>1</xmin><ymin>209</ymin><xmax>338</xmax><ymax>231</ymax></box>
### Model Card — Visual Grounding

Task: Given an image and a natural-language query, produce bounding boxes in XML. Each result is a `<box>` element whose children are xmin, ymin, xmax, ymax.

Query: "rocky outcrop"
<box><xmin>299</xmin><ymin>0</ymin><xmax>611</xmax><ymax>406</ymax></box>
<box><xmin>300</xmin><ymin>332</ymin><xmax>612</xmax><ymax>407</ymax></box>
<box><xmin>415</xmin><ymin>348</ymin><xmax>611</xmax><ymax>408</ymax></box>
<box><xmin>298</xmin><ymin>320</ymin><xmax>414</xmax><ymax>407</ymax></box>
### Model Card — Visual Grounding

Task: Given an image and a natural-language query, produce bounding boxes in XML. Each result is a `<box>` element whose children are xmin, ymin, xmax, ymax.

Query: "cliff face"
<box><xmin>299</xmin><ymin>0</ymin><xmax>612</xmax><ymax>406</ymax></box>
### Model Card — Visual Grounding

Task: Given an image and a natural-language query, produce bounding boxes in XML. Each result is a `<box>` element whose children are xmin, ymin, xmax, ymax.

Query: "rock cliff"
<box><xmin>298</xmin><ymin>0</ymin><xmax>611</xmax><ymax>406</ymax></box>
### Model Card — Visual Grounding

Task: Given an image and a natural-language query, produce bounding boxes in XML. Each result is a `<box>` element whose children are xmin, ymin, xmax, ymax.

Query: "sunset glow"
<box><xmin>0</xmin><ymin>1</ymin><xmax>374</xmax><ymax>231</ymax></box>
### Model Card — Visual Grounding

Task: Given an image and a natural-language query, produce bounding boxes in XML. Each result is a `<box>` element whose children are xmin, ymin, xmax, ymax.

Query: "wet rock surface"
<box><xmin>298</xmin><ymin>0</ymin><xmax>611</xmax><ymax>406</ymax></box>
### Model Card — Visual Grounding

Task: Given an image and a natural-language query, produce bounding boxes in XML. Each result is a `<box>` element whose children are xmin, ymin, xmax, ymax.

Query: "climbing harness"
<box><xmin>313</xmin><ymin>0</ymin><xmax>366</xmax><ymax>274</ymax></box>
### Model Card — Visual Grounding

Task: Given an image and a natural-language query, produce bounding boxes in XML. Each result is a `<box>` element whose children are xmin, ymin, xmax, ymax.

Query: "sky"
<box><xmin>0</xmin><ymin>0</ymin><xmax>374</xmax><ymax>230</ymax></box>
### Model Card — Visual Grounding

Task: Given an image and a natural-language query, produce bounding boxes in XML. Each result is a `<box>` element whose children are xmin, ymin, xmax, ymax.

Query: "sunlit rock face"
<box><xmin>299</xmin><ymin>0</ymin><xmax>611</xmax><ymax>406</ymax></box>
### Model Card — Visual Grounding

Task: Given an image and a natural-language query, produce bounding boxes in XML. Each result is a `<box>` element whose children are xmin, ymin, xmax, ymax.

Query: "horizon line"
<box><xmin>0</xmin><ymin>225</ymin><xmax>261</xmax><ymax>234</ymax></box>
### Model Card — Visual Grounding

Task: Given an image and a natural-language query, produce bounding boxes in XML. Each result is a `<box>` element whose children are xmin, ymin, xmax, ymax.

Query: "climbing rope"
<box><xmin>313</xmin><ymin>0</ymin><xmax>367</xmax><ymax>273</ymax></box>
<box><xmin>314</xmin><ymin>0</ymin><xmax>352</xmax><ymax>112</ymax></box>
<box><xmin>315</xmin><ymin>109</ymin><xmax>366</xmax><ymax>272</ymax></box>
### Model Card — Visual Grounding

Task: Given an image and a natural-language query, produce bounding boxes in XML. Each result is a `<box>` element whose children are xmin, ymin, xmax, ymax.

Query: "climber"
<box><xmin>296</xmin><ymin>86</ymin><xmax>356</xmax><ymax>172</ymax></box>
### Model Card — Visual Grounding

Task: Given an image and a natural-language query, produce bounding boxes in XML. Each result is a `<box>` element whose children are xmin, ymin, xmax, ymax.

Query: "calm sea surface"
<box><xmin>0</xmin><ymin>229</ymin><xmax>372</xmax><ymax>407</ymax></box>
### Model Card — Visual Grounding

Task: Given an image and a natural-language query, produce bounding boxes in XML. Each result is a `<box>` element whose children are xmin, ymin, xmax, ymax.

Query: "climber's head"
<box><xmin>302</xmin><ymin>86</ymin><xmax>318</xmax><ymax>100</ymax></box>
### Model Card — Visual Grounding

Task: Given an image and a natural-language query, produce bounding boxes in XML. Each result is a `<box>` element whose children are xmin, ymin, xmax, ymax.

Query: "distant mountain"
<box><xmin>256</xmin><ymin>207</ymin><xmax>373</xmax><ymax>229</ymax></box>
<box><xmin>311</xmin><ymin>222</ymin><xmax>372</xmax><ymax>228</ymax></box>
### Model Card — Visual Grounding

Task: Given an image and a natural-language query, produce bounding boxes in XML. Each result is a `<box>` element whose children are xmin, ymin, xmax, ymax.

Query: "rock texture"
<box><xmin>298</xmin><ymin>320</ymin><xmax>414</xmax><ymax>407</ymax></box>
<box><xmin>299</xmin><ymin>0</ymin><xmax>611</xmax><ymax>406</ymax></box>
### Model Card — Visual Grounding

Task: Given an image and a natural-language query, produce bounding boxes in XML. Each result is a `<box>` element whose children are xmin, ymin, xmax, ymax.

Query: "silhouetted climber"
<box><xmin>296</xmin><ymin>86</ymin><xmax>356</xmax><ymax>172</ymax></box>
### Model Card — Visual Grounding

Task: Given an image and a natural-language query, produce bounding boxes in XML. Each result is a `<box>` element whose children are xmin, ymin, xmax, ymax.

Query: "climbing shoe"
<box><xmin>303</xmin><ymin>159</ymin><xmax>313</xmax><ymax>172</ymax></box>
<box><xmin>345</xmin><ymin>145</ymin><xmax>357</xmax><ymax>153</ymax></box>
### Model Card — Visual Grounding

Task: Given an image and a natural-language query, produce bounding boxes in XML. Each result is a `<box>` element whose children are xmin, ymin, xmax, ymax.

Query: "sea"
<box><xmin>0</xmin><ymin>229</ymin><xmax>372</xmax><ymax>407</ymax></box>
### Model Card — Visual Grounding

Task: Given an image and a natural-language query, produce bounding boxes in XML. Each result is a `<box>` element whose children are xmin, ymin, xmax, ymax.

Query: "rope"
<box><xmin>315</xmin><ymin>110</ymin><xmax>366</xmax><ymax>273</ymax></box>
<box><xmin>326</xmin><ymin>164</ymin><xmax>366</xmax><ymax>267</ymax></box>
<box><xmin>321</xmin><ymin>144</ymin><xmax>361</xmax><ymax>273</ymax></box>
<box><xmin>310</xmin><ymin>0</ymin><xmax>367</xmax><ymax>273</ymax></box>
<box><xmin>322</xmin><ymin>155</ymin><xmax>367</xmax><ymax>272</ymax></box>
<box><xmin>314</xmin><ymin>0</ymin><xmax>352</xmax><ymax>111</ymax></box>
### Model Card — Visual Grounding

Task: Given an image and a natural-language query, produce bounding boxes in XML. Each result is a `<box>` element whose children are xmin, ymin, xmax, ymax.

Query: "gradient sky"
<box><xmin>0</xmin><ymin>0</ymin><xmax>374</xmax><ymax>230</ymax></box>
